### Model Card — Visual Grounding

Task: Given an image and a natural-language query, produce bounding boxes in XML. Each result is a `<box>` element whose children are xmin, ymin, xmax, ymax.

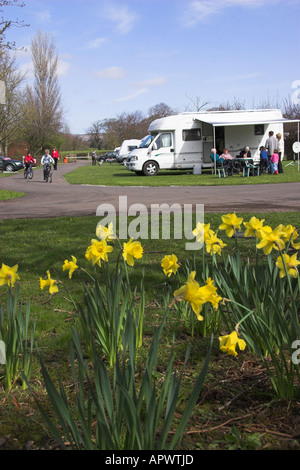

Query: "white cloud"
<box><xmin>102</xmin><ymin>4</ymin><xmax>138</xmax><ymax>34</ymax></box>
<box><xmin>57</xmin><ymin>58</ymin><xmax>71</xmax><ymax>77</ymax></box>
<box><xmin>133</xmin><ymin>77</ymin><xmax>167</xmax><ymax>88</ymax></box>
<box><xmin>34</xmin><ymin>9</ymin><xmax>52</xmax><ymax>23</ymax></box>
<box><xmin>92</xmin><ymin>66</ymin><xmax>127</xmax><ymax>79</ymax></box>
<box><xmin>183</xmin><ymin>0</ymin><xmax>279</xmax><ymax>26</ymax></box>
<box><xmin>116</xmin><ymin>88</ymin><xmax>148</xmax><ymax>102</ymax></box>
<box><xmin>84</xmin><ymin>37</ymin><xmax>107</xmax><ymax>50</ymax></box>
<box><xmin>206</xmin><ymin>73</ymin><xmax>261</xmax><ymax>83</ymax></box>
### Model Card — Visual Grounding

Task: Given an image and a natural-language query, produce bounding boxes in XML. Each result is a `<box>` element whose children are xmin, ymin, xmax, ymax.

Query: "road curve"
<box><xmin>1</xmin><ymin>161</ymin><xmax>300</xmax><ymax>220</ymax></box>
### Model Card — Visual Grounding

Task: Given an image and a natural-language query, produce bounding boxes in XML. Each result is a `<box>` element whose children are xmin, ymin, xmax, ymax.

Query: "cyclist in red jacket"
<box><xmin>24</xmin><ymin>151</ymin><xmax>35</xmax><ymax>173</ymax></box>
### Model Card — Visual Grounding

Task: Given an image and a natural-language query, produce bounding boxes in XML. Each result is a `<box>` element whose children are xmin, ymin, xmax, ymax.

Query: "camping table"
<box><xmin>234</xmin><ymin>157</ymin><xmax>253</xmax><ymax>170</ymax></box>
<box><xmin>234</xmin><ymin>158</ymin><xmax>257</xmax><ymax>177</ymax></box>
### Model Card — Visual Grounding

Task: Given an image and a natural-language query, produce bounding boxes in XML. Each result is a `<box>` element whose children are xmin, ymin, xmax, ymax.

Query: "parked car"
<box><xmin>97</xmin><ymin>151</ymin><xmax>118</xmax><ymax>164</ymax></box>
<box><xmin>0</xmin><ymin>156</ymin><xmax>24</xmax><ymax>172</ymax></box>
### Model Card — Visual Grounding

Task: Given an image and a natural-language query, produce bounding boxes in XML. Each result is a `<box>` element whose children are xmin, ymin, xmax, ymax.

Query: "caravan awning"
<box><xmin>193</xmin><ymin>116</ymin><xmax>300</xmax><ymax>127</ymax></box>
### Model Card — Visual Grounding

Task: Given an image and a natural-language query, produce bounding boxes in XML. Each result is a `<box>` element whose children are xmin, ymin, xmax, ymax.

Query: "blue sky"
<box><xmin>4</xmin><ymin>0</ymin><xmax>300</xmax><ymax>134</ymax></box>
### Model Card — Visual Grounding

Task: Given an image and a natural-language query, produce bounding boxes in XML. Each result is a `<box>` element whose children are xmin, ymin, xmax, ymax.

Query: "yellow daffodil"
<box><xmin>243</xmin><ymin>216</ymin><xmax>265</xmax><ymax>238</ymax></box>
<box><xmin>40</xmin><ymin>270</ymin><xmax>58</xmax><ymax>294</ymax></box>
<box><xmin>161</xmin><ymin>254</ymin><xmax>180</xmax><ymax>277</ymax></box>
<box><xmin>85</xmin><ymin>239</ymin><xmax>113</xmax><ymax>266</ymax></box>
<box><xmin>219</xmin><ymin>213</ymin><xmax>244</xmax><ymax>238</ymax></box>
<box><xmin>96</xmin><ymin>222</ymin><xmax>115</xmax><ymax>241</ymax></box>
<box><xmin>122</xmin><ymin>238</ymin><xmax>143</xmax><ymax>266</ymax></box>
<box><xmin>192</xmin><ymin>222</ymin><xmax>214</xmax><ymax>244</ymax></box>
<box><xmin>276</xmin><ymin>253</ymin><xmax>300</xmax><ymax>278</ymax></box>
<box><xmin>205</xmin><ymin>231</ymin><xmax>227</xmax><ymax>256</ymax></box>
<box><xmin>173</xmin><ymin>272</ymin><xmax>221</xmax><ymax>321</ymax></box>
<box><xmin>256</xmin><ymin>226</ymin><xmax>285</xmax><ymax>255</ymax></box>
<box><xmin>62</xmin><ymin>255</ymin><xmax>79</xmax><ymax>279</ymax></box>
<box><xmin>219</xmin><ymin>331</ymin><xmax>246</xmax><ymax>357</ymax></box>
<box><xmin>278</xmin><ymin>224</ymin><xmax>300</xmax><ymax>250</ymax></box>
<box><xmin>200</xmin><ymin>277</ymin><xmax>222</xmax><ymax>309</ymax></box>
<box><xmin>0</xmin><ymin>263</ymin><xmax>20</xmax><ymax>287</ymax></box>
<box><xmin>256</xmin><ymin>225</ymin><xmax>272</xmax><ymax>240</ymax></box>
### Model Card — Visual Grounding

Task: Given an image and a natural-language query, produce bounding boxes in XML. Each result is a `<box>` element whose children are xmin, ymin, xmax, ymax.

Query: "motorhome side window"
<box><xmin>155</xmin><ymin>133</ymin><xmax>172</xmax><ymax>149</ymax></box>
<box><xmin>182</xmin><ymin>129</ymin><xmax>201</xmax><ymax>141</ymax></box>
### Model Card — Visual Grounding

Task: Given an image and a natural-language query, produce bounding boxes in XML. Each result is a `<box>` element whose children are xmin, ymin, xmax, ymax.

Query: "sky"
<box><xmin>4</xmin><ymin>0</ymin><xmax>300</xmax><ymax>134</ymax></box>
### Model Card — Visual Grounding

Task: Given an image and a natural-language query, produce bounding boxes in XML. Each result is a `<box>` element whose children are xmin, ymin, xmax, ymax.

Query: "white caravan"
<box><xmin>117</xmin><ymin>139</ymin><xmax>141</xmax><ymax>163</ymax></box>
<box><xmin>126</xmin><ymin>109</ymin><xmax>292</xmax><ymax>176</ymax></box>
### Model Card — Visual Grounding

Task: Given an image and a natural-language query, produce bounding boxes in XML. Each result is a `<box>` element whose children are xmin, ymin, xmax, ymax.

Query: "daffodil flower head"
<box><xmin>279</xmin><ymin>224</ymin><xmax>300</xmax><ymax>250</ymax></box>
<box><xmin>85</xmin><ymin>239</ymin><xmax>113</xmax><ymax>266</ymax></box>
<box><xmin>62</xmin><ymin>255</ymin><xmax>79</xmax><ymax>278</ymax></box>
<box><xmin>205</xmin><ymin>231</ymin><xmax>227</xmax><ymax>256</ymax></box>
<box><xmin>276</xmin><ymin>252</ymin><xmax>300</xmax><ymax>278</ymax></box>
<box><xmin>122</xmin><ymin>238</ymin><xmax>143</xmax><ymax>266</ymax></box>
<box><xmin>256</xmin><ymin>225</ymin><xmax>272</xmax><ymax>240</ymax></box>
<box><xmin>40</xmin><ymin>270</ymin><xmax>58</xmax><ymax>294</ymax></box>
<box><xmin>161</xmin><ymin>254</ymin><xmax>180</xmax><ymax>277</ymax></box>
<box><xmin>192</xmin><ymin>222</ymin><xmax>214</xmax><ymax>245</ymax></box>
<box><xmin>243</xmin><ymin>216</ymin><xmax>265</xmax><ymax>238</ymax></box>
<box><xmin>219</xmin><ymin>331</ymin><xmax>246</xmax><ymax>357</ymax></box>
<box><xmin>0</xmin><ymin>263</ymin><xmax>20</xmax><ymax>287</ymax></box>
<box><xmin>96</xmin><ymin>222</ymin><xmax>115</xmax><ymax>241</ymax></box>
<box><xmin>219</xmin><ymin>213</ymin><xmax>244</xmax><ymax>238</ymax></box>
<box><xmin>173</xmin><ymin>272</ymin><xmax>222</xmax><ymax>321</ymax></box>
<box><xmin>256</xmin><ymin>226</ymin><xmax>286</xmax><ymax>255</ymax></box>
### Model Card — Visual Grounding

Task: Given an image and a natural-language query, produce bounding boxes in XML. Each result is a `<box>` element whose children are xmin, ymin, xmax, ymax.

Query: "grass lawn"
<box><xmin>63</xmin><ymin>160</ymin><xmax>300</xmax><ymax>186</ymax></box>
<box><xmin>0</xmin><ymin>212</ymin><xmax>300</xmax><ymax>450</ymax></box>
<box><xmin>0</xmin><ymin>189</ymin><xmax>25</xmax><ymax>200</ymax></box>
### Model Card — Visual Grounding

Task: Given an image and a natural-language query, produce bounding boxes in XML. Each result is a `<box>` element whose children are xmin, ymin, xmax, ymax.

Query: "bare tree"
<box><xmin>87</xmin><ymin>120</ymin><xmax>102</xmax><ymax>149</ymax></box>
<box><xmin>0</xmin><ymin>0</ymin><xmax>28</xmax><ymax>50</ymax></box>
<box><xmin>22</xmin><ymin>31</ymin><xmax>64</xmax><ymax>154</ymax></box>
<box><xmin>148</xmin><ymin>102</ymin><xmax>176</xmax><ymax>119</ymax></box>
<box><xmin>184</xmin><ymin>95</ymin><xmax>210</xmax><ymax>112</ymax></box>
<box><xmin>208</xmin><ymin>97</ymin><xmax>245</xmax><ymax>111</ymax></box>
<box><xmin>98</xmin><ymin>103</ymin><xmax>177</xmax><ymax>150</ymax></box>
<box><xmin>0</xmin><ymin>49</ymin><xmax>26</xmax><ymax>154</ymax></box>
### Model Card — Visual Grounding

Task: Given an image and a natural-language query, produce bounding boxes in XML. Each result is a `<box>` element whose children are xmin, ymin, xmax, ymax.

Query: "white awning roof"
<box><xmin>193</xmin><ymin>116</ymin><xmax>300</xmax><ymax>127</ymax></box>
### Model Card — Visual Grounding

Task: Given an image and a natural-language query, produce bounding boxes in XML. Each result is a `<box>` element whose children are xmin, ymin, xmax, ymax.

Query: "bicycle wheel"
<box><xmin>28</xmin><ymin>169</ymin><xmax>33</xmax><ymax>179</ymax></box>
<box><xmin>24</xmin><ymin>170</ymin><xmax>27</xmax><ymax>179</ymax></box>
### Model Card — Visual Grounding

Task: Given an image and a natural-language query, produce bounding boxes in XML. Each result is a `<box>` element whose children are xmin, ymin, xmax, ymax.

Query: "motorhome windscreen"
<box><xmin>139</xmin><ymin>135</ymin><xmax>156</xmax><ymax>148</ymax></box>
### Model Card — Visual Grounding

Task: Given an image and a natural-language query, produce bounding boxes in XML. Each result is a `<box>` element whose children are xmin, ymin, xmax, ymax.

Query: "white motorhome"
<box><xmin>116</xmin><ymin>139</ymin><xmax>141</xmax><ymax>163</ymax></box>
<box><xmin>126</xmin><ymin>109</ymin><xmax>292</xmax><ymax>176</ymax></box>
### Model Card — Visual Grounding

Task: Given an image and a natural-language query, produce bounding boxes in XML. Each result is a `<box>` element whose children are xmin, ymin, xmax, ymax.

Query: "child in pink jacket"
<box><xmin>271</xmin><ymin>149</ymin><xmax>280</xmax><ymax>175</ymax></box>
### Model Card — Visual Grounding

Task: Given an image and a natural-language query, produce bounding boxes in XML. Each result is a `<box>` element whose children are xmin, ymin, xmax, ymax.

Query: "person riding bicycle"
<box><xmin>24</xmin><ymin>151</ymin><xmax>35</xmax><ymax>175</ymax></box>
<box><xmin>41</xmin><ymin>149</ymin><xmax>54</xmax><ymax>180</ymax></box>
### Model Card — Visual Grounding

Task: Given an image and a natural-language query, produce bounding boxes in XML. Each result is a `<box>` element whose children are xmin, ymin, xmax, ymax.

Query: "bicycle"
<box><xmin>44</xmin><ymin>164</ymin><xmax>53</xmax><ymax>183</ymax></box>
<box><xmin>24</xmin><ymin>164</ymin><xmax>33</xmax><ymax>179</ymax></box>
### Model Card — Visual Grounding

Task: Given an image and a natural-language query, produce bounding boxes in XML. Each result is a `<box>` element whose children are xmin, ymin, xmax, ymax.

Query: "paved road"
<box><xmin>1</xmin><ymin>160</ymin><xmax>300</xmax><ymax>219</ymax></box>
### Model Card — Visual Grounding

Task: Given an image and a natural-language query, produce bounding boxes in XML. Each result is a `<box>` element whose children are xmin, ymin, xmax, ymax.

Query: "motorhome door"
<box><xmin>152</xmin><ymin>132</ymin><xmax>175</xmax><ymax>169</ymax></box>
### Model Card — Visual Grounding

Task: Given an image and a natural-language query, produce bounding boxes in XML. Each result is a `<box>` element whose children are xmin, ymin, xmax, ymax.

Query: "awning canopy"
<box><xmin>193</xmin><ymin>116</ymin><xmax>300</xmax><ymax>127</ymax></box>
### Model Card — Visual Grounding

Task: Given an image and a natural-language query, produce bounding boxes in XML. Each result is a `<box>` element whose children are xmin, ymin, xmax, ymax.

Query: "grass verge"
<box><xmin>0</xmin><ymin>189</ymin><xmax>25</xmax><ymax>200</ymax></box>
<box><xmin>63</xmin><ymin>160</ymin><xmax>300</xmax><ymax>186</ymax></box>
